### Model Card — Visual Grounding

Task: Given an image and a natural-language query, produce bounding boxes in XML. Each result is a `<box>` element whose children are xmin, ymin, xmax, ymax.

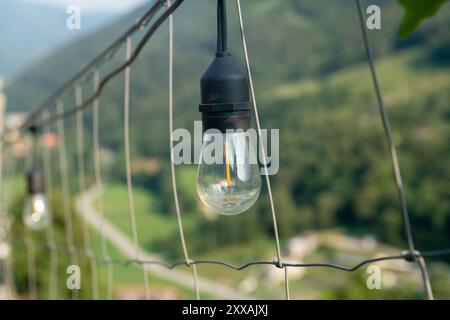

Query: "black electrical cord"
<box><xmin>25</xmin><ymin>126</ymin><xmax>46</xmax><ymax>195</ymax></box>
<box><xmin>29</xmin><ymin>126</ymin><xmax>38</xmax><ymax>171</ymax></box>
<box><xmin>217</xmin><ymin>0</ymin><xmax>227</xmax><ymax>53</ymax></box>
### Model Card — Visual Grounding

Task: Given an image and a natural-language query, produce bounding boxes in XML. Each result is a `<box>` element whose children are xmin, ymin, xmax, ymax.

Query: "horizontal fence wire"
<box><xmin>8</xmin><ymin>239</ymin><xmax>450</xmax><ymax>272</ymax></box>
<box><xmin>0</xmin><ymin>0</ymin><xmax>449</xmax><ymax>300</ymax></box>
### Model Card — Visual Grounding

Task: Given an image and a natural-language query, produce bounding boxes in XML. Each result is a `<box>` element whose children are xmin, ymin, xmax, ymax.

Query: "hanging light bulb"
<box><xmin>196</xmin><ymin>0</ymin><xmax>261</xmax><ymax>215</ymax></box>
<box><xmin>0</xmin><ymin>212</ymin><xmax>12</xmax><ymax>260</ymax></box>
<box><xmin>23</xmin><ymin>170</ymin><xmax>50</xmax><ymax>231</ymax></box>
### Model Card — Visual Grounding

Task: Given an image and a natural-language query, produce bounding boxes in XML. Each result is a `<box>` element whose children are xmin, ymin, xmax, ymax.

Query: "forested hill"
<box><xmin>6</xmin><ymin>0</ymin><xmax>448</xmax><ymax>113</ymax></box>
<box><xmin>5</xmin><ymin>0</ymin><xmax>450</xmax><ymax>253</ymax></box>
<box><xmin>0</xmin><ymin>0</ymin><xmax>115</xmax><ymax>77</ymax></box>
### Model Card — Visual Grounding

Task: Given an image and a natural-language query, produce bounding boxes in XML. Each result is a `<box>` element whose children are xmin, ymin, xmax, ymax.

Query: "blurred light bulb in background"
<box><xmin>23</xmin><ymin>193</ymin><xmax>50</xmax><ymax>231</ymax></box>
<box><xmin>23</xmin><ymin>170</ymin><xmax>50</xmax><ymax>231</ymax></box>
<box><xmin>0</xmin><ymin>242</ymin><xmax>11</xmax><ymax>260</ymax></box>
<box><xmin>0</xmin><ymin>209</ymin><xmax>12</xmax><ymax>259</ymax></box>
<box><xmin>197</xmin><ymin>131</ymin><xmax>261</xmax><ymax>215</ymax></box>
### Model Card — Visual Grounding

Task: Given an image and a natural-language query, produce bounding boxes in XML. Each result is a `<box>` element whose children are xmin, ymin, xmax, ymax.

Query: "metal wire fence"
<box><xmin>0</xmin><ymin>0</ymin><xmax>449</xmax><ymax>300</ymax></box>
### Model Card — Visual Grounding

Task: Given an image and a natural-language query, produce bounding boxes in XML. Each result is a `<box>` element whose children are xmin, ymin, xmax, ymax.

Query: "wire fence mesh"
<box><xmin>0</xmin><ymin>0</ymin><xmax>449</xmax><ymax>300</ymax></box>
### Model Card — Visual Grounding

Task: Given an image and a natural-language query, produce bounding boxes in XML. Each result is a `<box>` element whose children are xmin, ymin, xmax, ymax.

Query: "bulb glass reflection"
<box><xmin>197</xmin><ymin>131</ymin><xmax>261</xmax><ymax>215</ymax></box>
<box><xmin>23</xmin><ymin>193</ymin><xmax>50</xmax><ymax>231</ymax></box>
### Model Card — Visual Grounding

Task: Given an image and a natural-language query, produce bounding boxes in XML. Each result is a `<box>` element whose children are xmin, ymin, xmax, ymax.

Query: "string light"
<box><xmin>197</xmin><ymin>0</ymin><xmax>261</xmax><ymax>215</ymax></box>
<box><xmin>23</xmin><ymin>128</ymin><xmax>50</xmax><ymax>231</ymax></box>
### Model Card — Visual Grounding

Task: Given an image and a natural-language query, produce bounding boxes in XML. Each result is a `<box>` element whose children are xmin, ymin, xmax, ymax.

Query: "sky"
<box><xmin>22</xmin><ymin>0</ymin><xmax>149</xmax><ymax>14</ymax></box>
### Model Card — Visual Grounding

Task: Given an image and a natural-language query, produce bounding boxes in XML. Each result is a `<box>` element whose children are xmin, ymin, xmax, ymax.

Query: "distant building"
<box><xmin>286</xmin><ymin>232</ymin><xmax>318</xmax><ymax>258</ymax></box>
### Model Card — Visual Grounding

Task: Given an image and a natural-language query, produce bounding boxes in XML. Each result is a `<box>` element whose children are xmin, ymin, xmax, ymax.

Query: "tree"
<box><xmin>398</xmin><ymin>0</ymin><xmax>449</xmax><ymax>37</ymax></box>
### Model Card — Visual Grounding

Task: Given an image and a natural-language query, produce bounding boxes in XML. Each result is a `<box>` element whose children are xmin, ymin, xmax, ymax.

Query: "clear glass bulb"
<box><xmin>197</xmin><ymin>131</ymin><xmax>261</xmax><ymax>215</ymax></box>
<box><xmin>23</xmin><ymin>193</ymin><xmax>50</xmax><ymax>231</ymax></box>
<box><xmin>0</xmin><ymin>242</ymin><xmax>11</xmax><ymax>260</ymax></box>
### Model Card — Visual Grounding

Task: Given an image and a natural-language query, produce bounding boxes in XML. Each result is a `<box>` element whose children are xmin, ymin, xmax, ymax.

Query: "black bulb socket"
<box><xmin>27</xmin><ymin>170</ymin><xmax>45</xmax><ymax>194</ymax></box>
<box><xmin>199</xmin><ymin>52</ymin><xmax>251</xmax><ymax>133</ymax></box>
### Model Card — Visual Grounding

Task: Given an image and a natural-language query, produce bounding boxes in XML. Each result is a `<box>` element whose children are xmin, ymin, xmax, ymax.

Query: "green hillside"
<box><xmin>7</xmin><ymin>0</ymin><xmax>449</xmax><ymax>112</ymax></box>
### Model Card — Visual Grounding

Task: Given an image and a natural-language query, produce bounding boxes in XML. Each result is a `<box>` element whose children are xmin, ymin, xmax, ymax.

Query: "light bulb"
<box><xmin>0</xmin><ymin>242</ymin><xmax>11</xmax><ymax>260</ymax></box>
<box><xmin>197</xmin><ymin>1</ymin><xmax>260</xmax><ymax>215</ymax></box>
<box><xmin>23</xmin><ymin>193</ymin><xmax>50</xmax><ymax>231</ymax></box>
<box><xmin>197</xmin><ymin>131</ymin><xmax>261</xmax><ymax>215</ymax></box>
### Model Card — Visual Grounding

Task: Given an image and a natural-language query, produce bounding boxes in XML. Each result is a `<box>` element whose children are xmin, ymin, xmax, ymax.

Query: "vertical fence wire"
<box><xmin>1</xmin><ymin>146</ymin><xmax>15</xmax><ymax>299</ymax></box>
<box><xmin>123</xmin><ymin>36</ymin><xmax>151</xmax><ymax>300</ymax></box>
<box><xmin>24</xmin><ymin>144</ymin><xmax>38</xmax><ymax>300</ymax></box>
<box><xmin>0</xmin><ymin>111</ymin><xmax>12</xmax><ymax>299</ymax></box>
<box><xmin>6</xmin><ymin>155</ymin><xmax>15</xmax><ymax>299</ymax></box>
<box><xmin>92</xmin><ymin>70</ymin><xmax>114</xmax><ymax>300</ymax></box>
<box><xmin>235</xmin><ymin>0</ymin><xmax>289</xmax><ymax>299</ymax></box>
<box><xmin>284</xmin><ymin>267</ymin><xmax>290</xmax><ymax>300</ymax></box>
<box><xmin>167</xmin><ymin>0</ymin><xmax>200</xmax><ymax>300</ymax></box>
<box><xmin>24</xmin><ymin>231</ymin><xmax>37</xmax><ymax>300</ymax></box>
<box><xmin>75</xmin><ymin>85</ymin><xmax>99</xmax><ymax>300</ymax></box>
<box><xmin>56</xmin><ymin>100</ymin><xmax>78</xmax><ymax>299</ymax></box>
<box><xmin>42</xmin><ymin>110</ymin><xmax>58</xmax><ymax>299</ymax></box>
<box><xmin>355</xmin><ymin>0</ymin><xmax>434</xmax><ymax>300</ymax></box>
<box><xmin>0</xmin><ymin>151</ymin><xmax>4</xmax><ymax>299</ymax></box>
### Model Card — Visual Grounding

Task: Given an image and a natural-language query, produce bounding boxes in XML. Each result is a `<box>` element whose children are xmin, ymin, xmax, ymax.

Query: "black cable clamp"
<box><xmin>273</xmin><ymin>260</ymin><xmax>284</xmax><ymax>269</ymax></box>
<box><xmin>401</xmin><ymin>250</ymin><xmax>421</xmax><ymax>263</ymax></box>
<box><xmin>27</xmin><ymin>124</ymin><xmax>39</xmax><ymax>136</ymax></box>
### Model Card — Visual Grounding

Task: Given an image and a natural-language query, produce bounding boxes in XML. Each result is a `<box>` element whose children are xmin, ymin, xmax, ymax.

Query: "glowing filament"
<box><xmin>225</xmin><ymin>140</ymin><xmax>231</xmax><ymax>186</ymax></box>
